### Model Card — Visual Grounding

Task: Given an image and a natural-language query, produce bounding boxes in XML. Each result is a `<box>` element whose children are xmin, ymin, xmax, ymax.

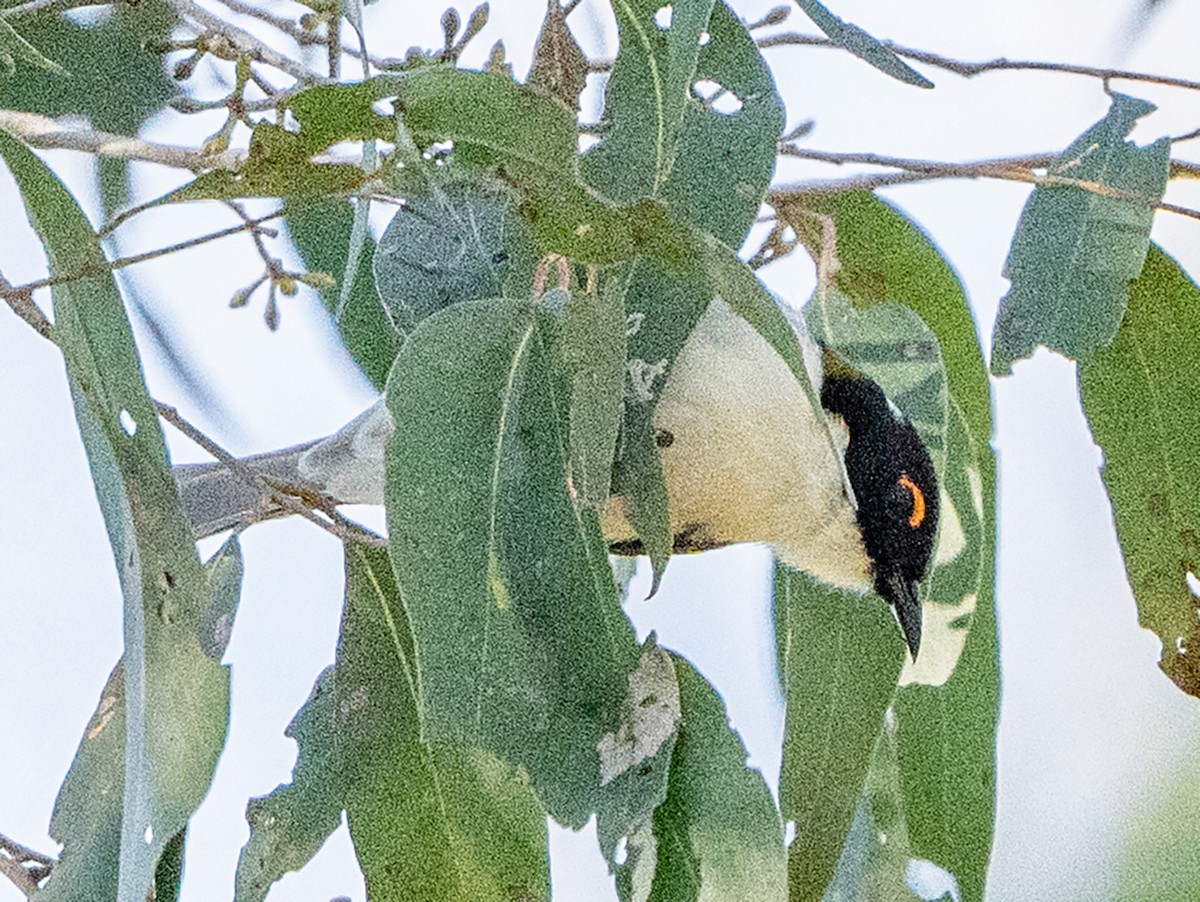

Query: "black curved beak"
<box><xmin>879</xmin><ymin>572</ymin><xmax>922</xmax><ymax>660</ymax></box>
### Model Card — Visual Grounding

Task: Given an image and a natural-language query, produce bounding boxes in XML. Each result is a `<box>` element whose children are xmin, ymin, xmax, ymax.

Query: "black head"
<box><xmin>821</xmin><ymin>375</ymin><xmax>938</xmax><ymax>658</ymax></box>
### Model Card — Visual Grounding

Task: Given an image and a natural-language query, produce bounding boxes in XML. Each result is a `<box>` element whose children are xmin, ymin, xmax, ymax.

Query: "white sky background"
<box><xmin>4</xmin><ymin>0</ymin><xmax>1200</xmax><ymax>900</ymax></box>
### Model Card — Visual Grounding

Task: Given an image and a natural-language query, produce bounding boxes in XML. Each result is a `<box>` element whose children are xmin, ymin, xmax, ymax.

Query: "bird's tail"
<box><xmin>174</xmin><ymin>442</ymin><xmax>318</xmax><ymax>540</ymax></box>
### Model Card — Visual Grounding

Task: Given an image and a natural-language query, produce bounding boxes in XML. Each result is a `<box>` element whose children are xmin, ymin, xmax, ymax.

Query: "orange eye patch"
<box><xmin>898</xmin><ymin>473</ymin><xmax>926</xmax><ymax>528</ymax></box>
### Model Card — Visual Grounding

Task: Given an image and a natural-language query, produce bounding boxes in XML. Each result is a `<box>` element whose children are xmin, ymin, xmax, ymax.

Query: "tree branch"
<box><xmin>774</xmin><ymin>146</ymin><xmax>1200</xmax><ymax>219</ymax></box>
<box><xmin>758</xmin><ymin>31</ymin><xmax>1200</xmax><ymax>94</ymax></box>
<box><xmin>163</xmin><ymin>0</ymin><xmax>328</xmax><ymax>84</ymax></box>
<box><xmin>0</xmin><ymin>830</ymin><xmax>53</xmax><ymax>897</ymax></box>
<box><xmin>0</xmin><ymin>210</ymin><xmax>287</xmax><ymax>302</ymax></box>
<box><xmin>0</xmin><ymin>109</ymin><xmax>244</xmax><ymax>170</ymax></box>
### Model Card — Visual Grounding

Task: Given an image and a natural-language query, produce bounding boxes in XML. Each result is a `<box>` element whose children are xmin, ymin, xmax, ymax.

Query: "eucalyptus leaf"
<box><xmin>787</xmin><ymin>190</ymin><xmax>998</xmax><ymax>902</ymax></box>
<box><xmin>1</xmin><ymin>131</ymin><xmax>231</xmax><ymax>902</ymax></box>
<box><xmin>234</xmin><ymin>668</ymin><xmax>343</xmax><ymax>902</ymax></box>
<box><xmin>564</xmin><ymin>270</ymin><xmax>627</xmax><ymax>509</ymax></box>
<box><xmin>0</xmin><ymin>18</ymin><xmax>68</xmax><ymax>76</ymax></box>
<box><xmin>1078</xmin><ymin>244</ymin><xmax>1200</xmax><ymax>697</ymax></box>
<box><xmin>663</xmin><ymin>0</ymin><xmax>786</xmax><ymax>245</ymax></box>
<box><xmin>775</xmin><ymin>566</ymin><xmax>904</xmax><ymax>902</ymax></box>
<box><xmin>581</xmin><ymin>0</ymin><xmax>717</xmax><ymax>202</ymax></box>
<box><xmin>338</xmin><ymin>543</ymin><xmax>550</xmax><ymax>902</ymax></box>
<box><xmin>286</xmin><ymin>197</ymin><xmax>399</xmax><ymax>389</ymax></box>
<box><xmin>793</xmin><ymin>0</ymin><xmax>932</xmax><ymax>88</ymax></box>
<box><xmin>373</xmin><ymin>180</ymin><xmax>536</xmax><ymax>332</ymax></box>
<box><xmin>646</xmin><ymin>655</ymin><xmax>786</xmax><ymax>902</ymax></box>
<box><xmin>384</xmin><ymin>299</ymin><xmax>643</xmax><ymax>826</ymax></box>
<box><xmin>991</xmin><ymin>92</ymin><xmax>1171</xmax><ymax>374</ymax></box>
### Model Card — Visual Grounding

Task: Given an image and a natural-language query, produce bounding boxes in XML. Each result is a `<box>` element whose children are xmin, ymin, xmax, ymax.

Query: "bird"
<box><xmin>175</xmin><ymin>295</ymin><xmax>938</xmax><ymax>657</ymax></box>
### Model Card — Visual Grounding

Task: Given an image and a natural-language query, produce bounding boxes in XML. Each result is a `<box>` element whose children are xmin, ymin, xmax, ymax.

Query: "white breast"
<box><xmin>603</xmin><ymin>297</ymin><xmax>871</xmax><ymax>591</ymax></box>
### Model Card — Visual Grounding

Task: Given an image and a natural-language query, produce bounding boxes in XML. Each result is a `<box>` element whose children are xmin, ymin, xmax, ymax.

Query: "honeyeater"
<box><xmin>176</xmin><ymin>295</ymin><xmax>938</xmax><ymax>657</ymax></box>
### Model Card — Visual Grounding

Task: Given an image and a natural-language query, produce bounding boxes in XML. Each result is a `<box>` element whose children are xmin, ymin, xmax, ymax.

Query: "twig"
<box><xmin>773</xmin><ymin>147</ymin><xmax>1200</xmax><ymax>220</ymax></box>
<box><xmin>778</xmin><ymin>145</ymin><xmax>1053</xmax><ymax>176</ymax></box>
<box><xmin>156</xmin><ymin>402</ymin><xmax>389</xmax><ymax>548</ymax></box>
<box><xmin>213</xmin><ymin>0</ymin><xmax>320</xmax><ymax>45</ymax></box>
<box><xmin>0</xmin><ymin>271</ymin><xmax>54</xmax><ymax>340</ymax></box>
<box><xmin>4</xmin><ymin>273</ymin><xmax>384</xmax><ymax>549</ymax></box>
<box><xmin>164</xmin><ymin>0</ymin><xmax>328</xmax><ymax>84</ymax></box>
<box><xmin>0</xmin><ymin>110</ymin><xmax>244</xmax><ymax>171</ymax></box>
<box><xmin>758</xmin><ymin>31</ymin><xmax>1200</xmax><ymax>94</ymax></box>
<box><xmin>0</xmin><ymin>830</ymin><xmax>53</xmax><ymax>897</ymax></box>
<box><xmin>0</xmin><ymin>210</ymin><xmax>287</xmax><ymax>302</ymax></box>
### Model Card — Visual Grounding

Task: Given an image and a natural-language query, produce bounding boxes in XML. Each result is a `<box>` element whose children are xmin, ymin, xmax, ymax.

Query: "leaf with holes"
<box><xmin>1</xmin><ymin>130</ymin><xmax>233</xmax><ymax>902</ymax></box>
<box><xmin>787</xmin><ymin>190</ymin><xmax>997</xmax><ymax>902</ymax></box>
<box><xmin>581</xmin><ymin>0</ymin><xmax>718</xmax><ymax>203</ymax></box>
<box><xmin>643</xmin><ymin>654</ymin><xmax>786</xmax><ymax>902</ymax></box>
<box><xmin>1079</xmin><ymin>245</ymin><xmax>1200</xmax><ymax>697</ymax></box>
<box><xmin>234</xmin><ymin>667</ymin><xmax>343</xmax><ymax>902</ymax></box>
<box><xmin>664</xmin><ymin>1</ymin><xmax>786</xmax><ymax>245</ymax></box>
<box><xmin>991</xmin><ymin>92</ymin><xmax>1170</xmax><ymax>374</ymax></box>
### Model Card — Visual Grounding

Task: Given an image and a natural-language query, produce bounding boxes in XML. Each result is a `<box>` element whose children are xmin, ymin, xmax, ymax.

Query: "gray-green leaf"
<box><xmin>991</xmin><ymin>92</ymin><xmax>1170</xmax><ymax>374</ymax></box>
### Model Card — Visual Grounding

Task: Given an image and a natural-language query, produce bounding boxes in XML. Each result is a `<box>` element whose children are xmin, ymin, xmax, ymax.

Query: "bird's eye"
<box><xmin>897</xmin><ymin>473</ymin><xmax>926</xmax><ymax>528</ymax></box>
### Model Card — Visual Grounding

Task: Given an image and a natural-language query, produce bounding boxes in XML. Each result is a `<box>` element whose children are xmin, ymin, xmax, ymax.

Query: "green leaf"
<box><xmin>167</xmin><ymin>121</ymin><xmax>369</xmax><ymax>201</ymax></box>
<box><xmin>234</xmin><ymin>668</ymin><xmax>343</xmax><ymax>902</ymax></box>
<box><xmin>564</xmin><ymin>271</ymin><xmax>627</xmax><ymax>509</ymax></box>
<box><xmin>372</xmin><ymin>179</ymin><xmax>537</xmax><ymax>333</ymax></box>
<box><xmin>384</xmin><ymin>299</ymin><xmax>643</xmax><ymax>826</ymax></box>
<box><xmin>1078</xmin><ymin>244</ymin><xmax>1200</xmax><ymax>697</ymax></box>
<box><xmin>990</xmin><ymin>92</ymin><xmax>1171</xmax><ymax>374</ymax></box>
<box><xmin>645</xmin><ymin>655</ymin><xmax>786</xmax><ymax>902</ymax></box>
<box><xmin>789</xmin><ymin>190</ymin><xmax>998</xmax><ymax>902</ymax></box>
<box><xmin>611</xmin><ymin>257</ymin><xmax>712</xmax><ymax>579</ymax></box>
<box><xmin>775</xmin><ymin>566</ymin><xmax>904</xmax><ymax>902</ymax></box>
<box><xmin>0</xmin><ymin>18</ymin><xmax>68</xmax><ymax>76</ymax></box>
<box><xmin>0</xmin><ymin>1</ymin><xmax>172</xmax><ymax>135</ymax></box>
<box><xmin>338</xmin><ymin>543</ymin><xmax>550</xmax><ymax>902</ymax></box>
<box><xmin>152</xmin><ymin>827</ymin><xmax>186</xmax><ymax>902</ymax></box>
<box><xmin>581</xmin><ymin>0</ymin><xmax>717</xmax><ymax>202</ymax></box>
<box><xmin>595</xmin><ymin>639</ymin><xmax>681</xmax><ymax>888</ymax></box>
<box><xmin>1</xmin><ymin>131</ymin><xmax>232</xmax><ymax>902</ymax></box>
<box><xmin>793</xmin><ymin>0</ymin><xmax>933</xmax><ymax>88</ymax></box>
<box><xmin>286</xmin><ymin>197</ymin><xmax>399</xmax><ymax>390</ymax></box>
<box><xmin>582</xmin><ymin>0</ymin><xmax>782</xmax><ymax>246</ymax></box>
<box><xmin>662</xmin><ymin>0</ymin><xmax>786</xmax><ymax>245</ymax></box>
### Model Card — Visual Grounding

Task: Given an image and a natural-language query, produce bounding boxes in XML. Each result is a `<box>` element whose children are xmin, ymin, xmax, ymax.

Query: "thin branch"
<box><xmin>0</xmin><ymin>210</ymin><xmax>287</xmax><ymax>301</ymax></box>
<box><xmin>164</xmin><ymin>0</ymin><xmax>328</xmax><ymax>84</ymax></box>
<box><xmin>155</xmin><ymin>402</ymin><xmax>389</xmax><ymax>548</ymax></box>
<box><xmin>772</xmin><ymin>149</ymin><xmax>1200</xmax><ymax>221</ymax></box>
<box><xmin>3</xmin><ymin>279</ymin><xmax>384</xmax><ymax>549</ymax></box>
<box><xmin>778</xmin><ymin>145</ymin><xmax>1054</xmax><ymax>177</ymax></box>
<box><xmin>0</xmin><ymin>110</ymin><xmax>244</xmax><ymax>171</ymax></box>
<box><xmin>212</xmin><ymin>0</ymin><xmax>320</xmax><ymax>45</ymax></box>
<box><xmin>0</xmin><ymin>830</ymin><xmax>53</xmax><ymax>897</ymax></box>
<box><xmin>758</xmin><ymin>31</ymin><xmax>1200</xmax><ymax>94</ymax></box>
<box><xmin>0</xmin><ymin>271</ymin><xmax>54</xmax><ymax>340</ymax></box>
<box><xmin>0</xmin><ymin>833</ymin><xmax>52</xmax><ymax>868</ymax></box>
